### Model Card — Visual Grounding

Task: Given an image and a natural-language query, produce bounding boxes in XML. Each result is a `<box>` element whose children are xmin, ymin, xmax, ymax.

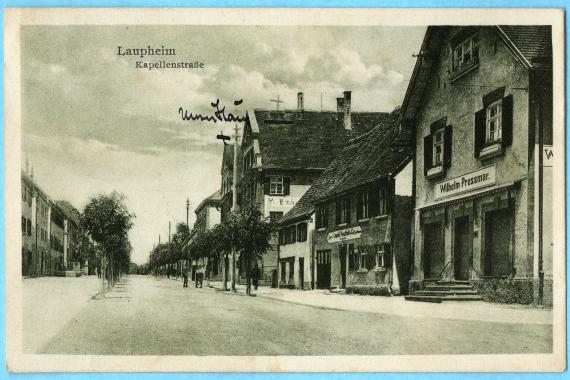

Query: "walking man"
<box><xmin>195</xmin><ymin>265</ymin><xmax>205</xmax><ymax>288</ymax></box>
<box><xmin>182</xmin><ymin>266</ymin><xmax>188</xmax><ymax>288</ymax></box>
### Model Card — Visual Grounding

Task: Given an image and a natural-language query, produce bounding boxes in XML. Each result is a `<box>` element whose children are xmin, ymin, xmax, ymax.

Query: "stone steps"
<box><xmin>406</xmin><ymin>279</ymin><xmax>482</xmax><ymax>303</ymax></box>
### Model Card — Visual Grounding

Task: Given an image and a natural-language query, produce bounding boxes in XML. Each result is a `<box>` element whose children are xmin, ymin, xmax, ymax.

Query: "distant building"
<box><xmin>21</xmin><ymin>171</ymin><xmax>52</xmax><ymax>276</ymax></box>
<box><xmin>401</xmin><ymin>26</ymin><xmax>553</xmax><ymax>304</ymax></box>
<box><xmin>241</xmin><ymin>91</ymin><xmax>389</xmax><ymax>283</ymax></box>
<box><xmin>192</xmin><ymin>190</ymin><xmax>222</xmax><ymax>279</ymax></box>
<box><xmin>306</xmin><ymin>110</ymin><xmax>414</xmax><ymax>294</ymax></box>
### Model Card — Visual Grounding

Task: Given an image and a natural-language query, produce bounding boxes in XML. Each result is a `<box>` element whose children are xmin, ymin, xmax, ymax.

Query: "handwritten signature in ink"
<box><xmin>178</xmin><ymin>99</ymin><xmax>246</xmax><ymax>123</ymax></box>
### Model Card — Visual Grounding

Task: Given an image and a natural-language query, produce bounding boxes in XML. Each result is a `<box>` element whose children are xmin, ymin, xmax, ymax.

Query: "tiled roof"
<box><xmin>499</xmin><ymin>25</ymin><xmax>552</xmax><ymax>65</ymax></box>
<box><xmin>195</xmin><ymin>190</ymin><xmax>222</xmax><ymax>214</ymax></box>
<box><xmin>279</xmin><ymin>109</ymin><xmax>407</xmax><ymax>225</ymax></box>
<box><xmin>55</xmin><ymin>200</ymin><xmax>81</xmax><ymax>227</ymax></box>
<box><xmin>253</xmin><ymin>110</ymin><xmax>392</xmax><ymax>170</ymax></box>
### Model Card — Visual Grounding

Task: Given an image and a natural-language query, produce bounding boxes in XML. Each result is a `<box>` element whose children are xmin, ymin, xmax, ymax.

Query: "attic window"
<box><xmin>270</xmin><ymin>176</ymin><xmax>284</xmax><ymax>195</ymax></box>
<box><xmin>450</xmin><ymin>33</ymin><xmax>479</xmax><ymax>81</ymax></box>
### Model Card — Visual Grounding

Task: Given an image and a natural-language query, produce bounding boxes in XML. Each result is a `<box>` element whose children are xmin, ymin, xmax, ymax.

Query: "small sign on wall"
<box><xmin>327</xmin><ymin>226</ymin><xmax>362</xmax><ymax>243</ymax></box>
<box><xmin>434</xmin><ymin>166</ymin><xmax>496</xmax><ymax>200</ymax></box>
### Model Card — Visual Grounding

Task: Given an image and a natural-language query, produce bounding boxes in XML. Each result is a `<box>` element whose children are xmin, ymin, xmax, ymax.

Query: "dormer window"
<box><xmin>269</xmin><ymin>176</ymin><xmax>284</xmax><ymax>195</ymax></box>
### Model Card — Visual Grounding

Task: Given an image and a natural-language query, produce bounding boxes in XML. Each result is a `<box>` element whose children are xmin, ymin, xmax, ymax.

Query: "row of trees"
<box><xmin>81</xmin><ymin>192</ymin><xmax>135</xmax><ymax>291</ymax></box>
<box><xmin>148</xmin><ymin>204</ymin><xmax>274</xmax><ymax>295</ymax></box>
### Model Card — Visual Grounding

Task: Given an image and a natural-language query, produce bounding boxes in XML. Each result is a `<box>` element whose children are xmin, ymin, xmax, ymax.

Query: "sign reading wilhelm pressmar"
<box><xmin>434</xmin><ymin>166</ymin><xmax>496</xmax><ymax>200</ymax></box>
<box><xmin>327</xmin><ymin>226</ymin><xmax>362</xmax><ymax>243</ymax></box>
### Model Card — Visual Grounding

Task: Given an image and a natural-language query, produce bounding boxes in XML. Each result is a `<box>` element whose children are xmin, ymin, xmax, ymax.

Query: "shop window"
<box><xmin>376</xmin><ymin>244</ymin><xmax>392</xmax><ymax>269</ymax></box>
<box><xmin>289</xmin><ymin>260</ymin><xmax>295</xmax><ymax>284</ymax></box>
<box><xmin>270</xmin><ymin>211</ymin><xmax>283</xmax><ymax>224</ymax></box>
<box><xmin>297</xmin><ymin>223</ymin><xmax>307</xmax><ymax>242</ymax></box>
<box><xmin>359</xmin><ymin>246</ymin><xmax>375</xmax><ymax>270</ymax></box>
<box><xmin>475</xmin><ymin>92</ymin><xmax>513</xmax><ymax>159</ymax></box>
<box><xmin>348</xmin><ymin>248</ymin><xmax>359</xmax><ymax>271</ymax></box>
<box><xmin>450</xmin><ymin>32</ymin><xmax>479</xmax><ymax>81</ymax></box>
<box><xmin>316</xmin><ymin>204</ymin><xmax>328</xmax><ymax>229</ymax></box>
<box><xmin>424</xmin><ymin>118</ymin><xmax>452</xmax><ymax>179</ymax></box>
<box><xmin>336</xmin><ymin>197</ymin><xmax>350</xmax><ymax>225</ymax></box>
<box><xmin>357</xmin><ymin>191</ymin><xmax>369</xmax><ymax>220</ymax></box>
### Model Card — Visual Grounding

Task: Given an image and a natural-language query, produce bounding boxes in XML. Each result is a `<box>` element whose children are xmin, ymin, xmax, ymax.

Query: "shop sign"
<box><xmin>434</xmin><ymin>166</ymin><xmax>496</xmax><ymax>200</ymax></box>
<box><xmin>542</xmin><ymin>145</ymin><xmax>553</xmax><ymax>167</ymax></box>
<box><xmin>265</xmin><ymin>196</ymin><xmax>297</xmax><ymax>210</ymax></box>
<box><xmin>327</xmin><ymin>226</ymin><xmax>362</xmax><ymax>243</ymax></box>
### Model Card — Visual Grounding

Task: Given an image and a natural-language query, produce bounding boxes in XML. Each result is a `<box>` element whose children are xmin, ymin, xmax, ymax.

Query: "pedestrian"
<box><xmin>196</xmin><ymin>265</ymin><xmax>205</xmax><ymax>288</ymax></box>
<box><xmin>182</xmin><ymin>267</ymin><xmax>188</xmax><ymax>288</ymax></box>
<box><xmin>252</xmin><ymin>263</ymin><xmax>261</xmax><ymax>291</ymax></box>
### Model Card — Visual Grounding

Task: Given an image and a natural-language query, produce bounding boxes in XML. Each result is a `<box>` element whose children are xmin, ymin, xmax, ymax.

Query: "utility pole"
<box><xmin>186</xmin><ymin>198</ymin><xmax>190</xmax><ymax>228</ymax></box>
<box><xmin>231</xmin><ymin>123</ymin><xmax>239</xmax><ymax>292</ymax></box>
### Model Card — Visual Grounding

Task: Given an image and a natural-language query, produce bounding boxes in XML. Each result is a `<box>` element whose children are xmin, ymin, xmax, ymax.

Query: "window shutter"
<box><xmin>501</xmin><ymin>95</ymin><xmax>513</xmax><ymax>148</ymax></box>
<box><xmin>368</xmin><ymin>184</ymin><xmax>378</xmax><ymax>217</ymax></box>
<box><xmin>324</xmin><ymin>205</ymin><xmax>329</xmax><ymax>228</ymax></box>
<box><xmin>444</xmin><ymin>125</ymin><xmax>453</xmax><ymax>169</ymax></box>
<box><xmin>263</xmin><ymin>176</ymin><xmax>270</xmax><ymax>195</ymax></box>
<box><xmin>474</xmin><ymin>109</ymin><xmax>486</xmax><ymax>158</ymax></box>
<box><xmin>335</xmin><ymin>201</ymin><xmax>341</xmax><ymax>225</ymax></box>
<box><xmin>423</xmin><ymin>135</ymin><xmax>433</xmax><ymax>175</ymax></box>
<box><xmin>283</xmin><ymin>177</ymin><xmax>291</xmax><ymax>195</ymax></box>
<box><xmin>386</xmin><ymin>180</ymin><xmax>394</xmax><ymax>214</ymax></box>
<box><xmin>356</xmin><ymin>193</ymin><xmax>362</xmax><ymax>220</ymax></box>
<box><xmin>346</xmin><ymin>198</ymin><xmax>351</xmax><ymax>224</ymax></box>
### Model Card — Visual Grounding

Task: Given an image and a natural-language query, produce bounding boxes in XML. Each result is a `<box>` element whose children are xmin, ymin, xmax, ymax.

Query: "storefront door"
<box><xmin>316</xmin><ymin>250</ymin><xmax>331</xmax><ymax>289</ymax></box>
<box><xmin>484</xmin><ymin>209</ymin><xmax>512</xmax><ymax>276</ymax></box>
<box><xmin>424</xmin><ymin>222</ymin><xmax>444</xmax><ymax>279</ymax></box>
<box><xmin>454</xmin><ymin>216</ymin><xmax>471</xmax><ymax>280</ymax></box>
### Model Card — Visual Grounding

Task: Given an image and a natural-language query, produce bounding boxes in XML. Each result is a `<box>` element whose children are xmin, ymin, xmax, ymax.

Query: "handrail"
<box><xmin>436</xmin><ymin>257</ymin><xmax>456</xmax><ymax>280</ymax></box>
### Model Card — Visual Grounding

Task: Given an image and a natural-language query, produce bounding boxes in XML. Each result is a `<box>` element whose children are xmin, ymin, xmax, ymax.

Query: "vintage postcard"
<box><xmin>4</xmin><ymin>8</ymin><xmax>566</xmax><ymax>372</ymax></box>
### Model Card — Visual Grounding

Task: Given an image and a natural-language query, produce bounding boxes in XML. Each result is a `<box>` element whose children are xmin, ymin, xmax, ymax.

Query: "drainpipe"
<box><xmin>538</xmin><ymin>90</ymin><xmax>544</xmax><ymax>306</ymax></box>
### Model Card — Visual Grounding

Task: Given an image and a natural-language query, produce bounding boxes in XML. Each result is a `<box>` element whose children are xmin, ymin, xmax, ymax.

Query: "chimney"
<box><xmin>336</xmin><ymin>97</ymin><xmax>344</xmax><ymax>113</ymax></box>
<box><xmin>297</xmin><ymin>92</ymin><xmax>304</xmax><ymax>112</ymax></box>
<box><xmin>343</xmin><ymin>91</ymin><xmax>352</xmax><ymax>130</ymax></box>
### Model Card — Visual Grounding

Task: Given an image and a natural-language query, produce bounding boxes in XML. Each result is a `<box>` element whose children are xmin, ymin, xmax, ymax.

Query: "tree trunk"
<box><xmin>246</xmin><ymin>254</ymin><xmax>252</xmax><ymax>296</ymax></box>
<box><xmin>222</xmin><ymin>252</ymin><xmax>228</xmax><ymax>291</ymax></box>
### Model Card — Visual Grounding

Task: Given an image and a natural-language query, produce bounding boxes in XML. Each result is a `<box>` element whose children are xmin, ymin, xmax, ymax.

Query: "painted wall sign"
<box><xmin>327</xmin><ymin>226</ymin><xmax>362</xmax><ymax>243</ymax></box>
<box><xmin>265</xmin><ymin>196</ymin><xmax>298</xmax><ymax>213</ymax></box>
<box><xmin>434</xmin><ymin>165</ymin><xmax>496</xmax><ymax>200</ymax></box>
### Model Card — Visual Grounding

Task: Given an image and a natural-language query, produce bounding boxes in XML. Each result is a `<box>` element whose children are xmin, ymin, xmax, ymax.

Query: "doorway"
<box><xmin>484</xmin><ymin>208</ymin><xmax>512</xmax><ymax>276</ymax></box>
<box><xmin>299</xmin><ymin>257</ymin><xmax>304</xmax><ymax>289</ymax></box>
<box><xmin>423</xmin><ymin>221</ymin><xmax>444</xmax><ymax>279</ymax></box>
<box><xmin>316</xmin><ymin>250</ymin><xmax>331</xmax><ymax>289</ymax></box>
<box><xmin>454</xmin><ymin>216</ymin><xmax>471</xmax><ymax>280</ymax></box>
<box><xmin>339</xmin><ymin>245</ymin><xmax>347</xmax><ymax>289</ymax></box>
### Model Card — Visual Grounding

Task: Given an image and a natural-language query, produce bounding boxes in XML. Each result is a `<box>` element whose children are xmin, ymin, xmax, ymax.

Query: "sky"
<box><xmin>21</xmin><ymin>25</ymin><xmax>426</xmax><ymax>264</ymax></box>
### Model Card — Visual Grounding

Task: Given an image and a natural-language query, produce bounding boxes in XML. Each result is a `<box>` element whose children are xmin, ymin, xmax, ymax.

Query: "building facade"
<box><xmin>401</xmin><ymin>26</ymin><xmax>553</xmax><ymax>304</ymax></box>
<box><xmin>242</xmin><ymin>91</ymin><xmax>390</xmax><ymax>285</ymax></box>
<box><xmin>310</xmin><ymin>113</ymin><xmax>414</xmax><ymax>295</ymax></box>
<box><xmin>192</xmin><ymin>190</ymin><xmax>222</xmax><ymax>280</ymax></box>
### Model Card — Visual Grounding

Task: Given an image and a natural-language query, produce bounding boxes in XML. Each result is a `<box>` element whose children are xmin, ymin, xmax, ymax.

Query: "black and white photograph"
<box><xmin>4</xmin><ymin>8</ymin><xmax>565</xmax><ymax>372</ymax></box>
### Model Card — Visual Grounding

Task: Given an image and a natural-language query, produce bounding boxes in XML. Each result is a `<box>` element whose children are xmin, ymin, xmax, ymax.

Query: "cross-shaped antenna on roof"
<box><xmin>270</xmin><ymin>95</ymin><xmax>283</xmax><ymax>110</ymax></box>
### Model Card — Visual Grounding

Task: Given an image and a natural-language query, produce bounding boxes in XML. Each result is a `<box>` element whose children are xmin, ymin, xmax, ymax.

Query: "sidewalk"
<box><xmin>206</xmin><ymin>281</ymin><xmax>552</xmax><ymax>325</ymax></box>
<box><xmin>23</xmin><ymin>275</ymin><xmax>101</xmax><ymax>352</ymax></box>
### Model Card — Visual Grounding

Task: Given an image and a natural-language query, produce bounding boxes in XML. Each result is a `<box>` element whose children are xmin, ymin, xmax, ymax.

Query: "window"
<box><xmin>280</xmin><ymin>260</ymin><xmax>286</xmax><ymax>282</ymax></box>
<box><xmin>269</xmin><ymin>176</ymin><xmax>284</xmax><ymax>195</ymax></box>
<box><xmin>357</xmin><ymin>191</ymin><xmax>369</xmax><ymax>220</ymax></box>
<box><xmin>348</xmin><ymin>246</ymin><xmax>358</xmax><ymax>271</ymax></box>
<box><xmin>432</xmin><ymin>129</ymin><xmax>444</xmax><ymax>167</ymax></box>
<box><xmin>358</xmin><ymin>245</ymin><xmax>375</xmax><ymax>270</ymax></box>
<box><xmin>424</xmin><ymin>120</ymin><xmax>452</xmax><ymax>178</ymax></box>
<box><xmin>452</xmin><ymin>34</ymin><xmax>479</xmax><ymax>72</ymax></box>
<box><xmin>289</xmin><ymin>225</ymin><xmax>297</xmax><ymax>244</ymax></box>
<box><xmin>288</xmin><ymin>260</ymin><xmax>295</xmax><ymax>283</ymax></box>
<box><xmin>486</xmin><ymin>100</ymin><xmax>502</xmax><ymax>144</ymax></box>
<box><xmin>297</xmin><ymin>223</ymin><xmax>307</xmax><ymax>242</ymax></box>
<box><xmin>269</xmin><ymin>211</ymin><xmax>283</xmax><ymax>224</ymax></box>
<box><xmin>336</xmin><ymin>198</ymin><xmax>350</xmax><ymax>225</ymax></box>
<box><xmin>243</xmin><ymin>149</ymin><xmax>255</xmax><ymax>172</ymax></box>
<box><xmin>376</xmin><ymin>244</ymin><xmax>391</xmax><ymax>268</ymax></box>
<box><xmin>26</xmin><ymin>219</ymin><xmax>32</xmax><ymax>236</ymax></box>
<box><xmin>316</xmin><ymin>204</ymin><xmax>328</xmax><ymax>229</ymax></box>
<box><xmin>474</xmin><ymin>93</ymin><xmax>513</xmax><ymax>159</ymax></box>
